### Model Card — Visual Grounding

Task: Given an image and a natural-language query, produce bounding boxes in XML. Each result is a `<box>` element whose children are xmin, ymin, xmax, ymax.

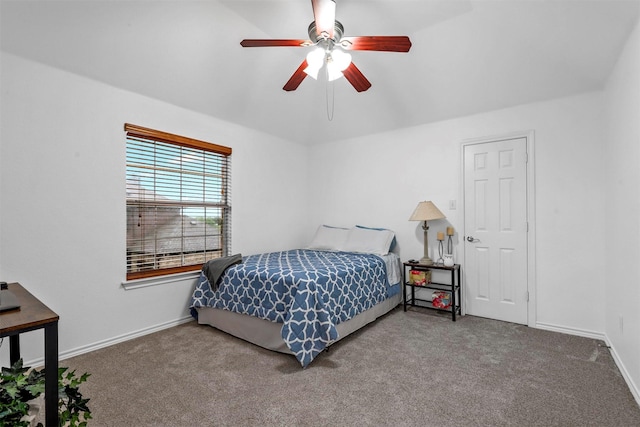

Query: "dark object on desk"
<box><xmin>0</xmin><ymin>288</ymin><xmax>21</xmax><ymax>312</ymax></box>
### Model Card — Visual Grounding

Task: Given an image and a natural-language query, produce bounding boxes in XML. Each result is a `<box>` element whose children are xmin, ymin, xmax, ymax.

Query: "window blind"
<box><xmin>125</xmin><ymin>123</ymin><xmax>231</xmax><ymax>280</ymax></box>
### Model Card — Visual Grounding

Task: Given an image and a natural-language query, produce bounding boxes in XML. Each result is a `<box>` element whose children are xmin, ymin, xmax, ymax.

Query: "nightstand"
<box><xmin>402</xmin><ymin>262</ymin><xmax>461</xmax><ymax>321</ymax></box>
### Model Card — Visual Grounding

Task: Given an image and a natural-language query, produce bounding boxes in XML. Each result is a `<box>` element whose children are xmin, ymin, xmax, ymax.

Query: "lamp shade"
<box><xmin>409</xmin><ymin>201</ymin><xmax>446</xmax><ymax>221</ymax></box>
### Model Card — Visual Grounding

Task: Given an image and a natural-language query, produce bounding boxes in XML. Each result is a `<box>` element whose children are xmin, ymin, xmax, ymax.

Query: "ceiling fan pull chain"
<box><xmin>326</xmin><ymin>73</ymin><xmax>335</xmax><ymax>121</ymax></box>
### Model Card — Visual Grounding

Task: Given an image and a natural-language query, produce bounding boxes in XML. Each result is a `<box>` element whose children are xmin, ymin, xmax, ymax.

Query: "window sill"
<box><xmin>122</xmin><ymin>271</ymin><xmax>200</xmax><ymax>290</ymax></box>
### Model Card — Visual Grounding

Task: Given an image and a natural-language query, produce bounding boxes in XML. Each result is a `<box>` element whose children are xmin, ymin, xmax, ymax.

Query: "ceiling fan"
<box><xmin>240</xmin><ymin>0</ymin><xmax>412</xmax><ymax>92</ymax></box>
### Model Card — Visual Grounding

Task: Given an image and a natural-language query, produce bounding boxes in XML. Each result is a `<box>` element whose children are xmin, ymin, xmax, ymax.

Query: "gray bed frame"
<box><xmin>196</xmin><ymin>292</ymin><xmax>401</xmax><ymax>355</ymax></box>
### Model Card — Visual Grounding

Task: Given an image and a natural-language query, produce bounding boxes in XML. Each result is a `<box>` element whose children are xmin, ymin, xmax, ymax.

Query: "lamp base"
<box><xmin>419</xmin><ymin>256</ymin><xmax>434</xmax><ymax>265</ymax></box>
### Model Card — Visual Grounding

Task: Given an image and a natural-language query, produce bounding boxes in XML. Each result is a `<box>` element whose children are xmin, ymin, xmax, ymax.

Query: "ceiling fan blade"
<box><xmin>241</xmin><ymin>39</ymin><xmax>311</xmax><ymax>48</ymax></box>
<box><xmin>283</xmin><ymin>60</ymin><xmax>309</xmax><ymax>91</ymax></box>
<box><xmin>342</xmin><ymin>62</ymin><xmax>372</xmax><ymax>92</ymax></box>
<box><xmin>341</xmin><ymin>36</ymin><xmax>412</xmax><ymax>52</ymax></box>
<box><xmin>311</xmin><ymin>0</ymin><xmax>336</xmax><ymax>39</ymax></box>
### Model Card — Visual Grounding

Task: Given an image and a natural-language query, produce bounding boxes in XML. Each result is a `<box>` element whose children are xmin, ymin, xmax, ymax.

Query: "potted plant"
<box><xmin>0</xmin><ymin>358</ymin><xmax>91</xmax><ymax>426</ymax></box>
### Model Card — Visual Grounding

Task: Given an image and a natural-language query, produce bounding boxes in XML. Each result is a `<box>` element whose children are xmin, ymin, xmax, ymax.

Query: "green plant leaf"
<box><xmin>1</xmin><ymin>358</ymin><xmax>90</xmax><ymax>427</ymax></box>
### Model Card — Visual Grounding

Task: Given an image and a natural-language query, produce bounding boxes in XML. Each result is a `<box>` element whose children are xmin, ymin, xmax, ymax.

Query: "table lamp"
<box><xmin>409</xmin><ymin>201</ymin><xmax>446</xmax><ymax>265</ymax></box>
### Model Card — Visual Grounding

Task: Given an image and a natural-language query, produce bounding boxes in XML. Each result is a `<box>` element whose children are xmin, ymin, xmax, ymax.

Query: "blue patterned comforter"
<box><xmin>190</xmin><ymin>249</ymin><xmax>396</xmax><ymax>367</ymax></box>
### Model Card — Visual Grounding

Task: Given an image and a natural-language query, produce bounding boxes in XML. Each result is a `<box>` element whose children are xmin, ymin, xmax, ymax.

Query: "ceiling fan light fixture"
<box><xmin>326</xmin><ymin>49</ymin><xmax>351</xmax><ymax>81</ymax></box>
<box><xmin>326</xmin><ymin>67</ymin><xmax>343</xmax><ymax>82</ymax></box>
<box><xmin>304</xmin><ymin>47</ymin><xmax>325</xmax><ymax>79</ymax></box>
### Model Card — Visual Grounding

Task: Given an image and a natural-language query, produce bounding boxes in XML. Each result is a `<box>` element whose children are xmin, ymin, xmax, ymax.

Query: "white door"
<box><xmin>463</xmin><ymin>137</ymin><xmax>528</xmax><ymax>324</ymax></box>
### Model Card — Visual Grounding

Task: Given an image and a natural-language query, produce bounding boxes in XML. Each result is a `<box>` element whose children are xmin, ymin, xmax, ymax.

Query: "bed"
<box><xmin>190</xmin><ymin>225</ymin><xmax>401</xmax><ymax>367</ymax></box>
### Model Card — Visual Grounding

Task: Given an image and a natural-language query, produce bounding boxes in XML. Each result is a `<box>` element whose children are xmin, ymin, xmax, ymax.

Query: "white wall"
<box><xmin>308</xmin><ymin>91</ymin><xmax>607</xmax><ymax>335</ymax></box>
<box><xmin>604</xmin><ymin>18</ymin><xmax>640</xmax><ymax>402</ymax></box>
<box><xmin>0</xmin><ymin>53</ymin><xmax>310</xmax><ymax>366</ymax></box>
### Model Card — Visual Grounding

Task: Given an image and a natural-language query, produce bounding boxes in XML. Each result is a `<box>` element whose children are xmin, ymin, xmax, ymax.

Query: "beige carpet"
<box><xmin>62</xmin><ymin>308</ymin><xmax>640</xmax><ymax>426</ymax></box>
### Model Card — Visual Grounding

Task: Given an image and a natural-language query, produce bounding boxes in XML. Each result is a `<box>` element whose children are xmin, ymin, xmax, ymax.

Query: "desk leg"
<box><xmin>44</xmin><ymin>322</ymin><xmax>59</xmax><ymax>427</ymax></box>
<box><xmin>9</xmin><ymin>335</ymin><xmax>20</xmax><ymax>366</ymax></box>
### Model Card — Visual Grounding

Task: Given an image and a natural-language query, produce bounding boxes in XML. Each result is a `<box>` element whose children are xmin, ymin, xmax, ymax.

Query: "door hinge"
<box><xmin>526</xmin><ymin>222</ymin><xmax>529</xmax><ymax>232</ymax></box>
<box><xmin>526</xmin><ymin>291</ymin><xmax>530</xmax><ymax>302</ymax></box>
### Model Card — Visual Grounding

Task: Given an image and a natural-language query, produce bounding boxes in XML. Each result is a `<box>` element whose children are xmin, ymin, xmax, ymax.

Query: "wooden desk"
<box><xmin>0</xmin><ymin>282</ymin><xmax>59</xmax><ymax>427</ymax></box>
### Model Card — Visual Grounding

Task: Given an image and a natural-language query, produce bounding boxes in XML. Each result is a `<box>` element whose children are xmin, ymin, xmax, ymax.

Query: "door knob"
<box><xmin>466</xmin><ymin>236</ymin><xmax>479</xmax><ymax>242</ymax></box>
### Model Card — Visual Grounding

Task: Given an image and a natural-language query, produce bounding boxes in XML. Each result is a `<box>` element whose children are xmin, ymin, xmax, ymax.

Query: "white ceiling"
<box><xmin>1</xmin><ymin>0</ymin><xmax>639</xmax><ymax>145</ymax></box>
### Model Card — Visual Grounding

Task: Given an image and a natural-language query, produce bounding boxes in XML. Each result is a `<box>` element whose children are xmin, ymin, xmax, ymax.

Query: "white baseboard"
<box><xmin>23</xmin><ymin>315</ymin><xmax>194</xmax><ymax>367</ymax></box>
<box><xmin>606</xmin><ymin>339</ymin><xmax>640</xmax><ymax>407</ymax></box>
<box><xmin>536</xmin><ymin>321</ymin><xmax>640</xmax><ymax>407</ymax></box>
<box><xmin>535</xmin><ymin>321</ymin><xmax>606</xmax><ymax>341</ymax></box>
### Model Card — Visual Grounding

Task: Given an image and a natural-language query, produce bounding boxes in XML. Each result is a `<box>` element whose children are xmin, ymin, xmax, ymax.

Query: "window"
<box><xmin>125</xmin><ymin>123</ymin><xmax>231</xmax><ymax>280</ymax></box>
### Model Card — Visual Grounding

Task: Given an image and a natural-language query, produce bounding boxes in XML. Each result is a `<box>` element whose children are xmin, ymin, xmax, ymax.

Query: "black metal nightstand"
<box><xmin>402</xmin><ymin>262</ymin><xmax>461</xmax><ymax>321</ymax></box>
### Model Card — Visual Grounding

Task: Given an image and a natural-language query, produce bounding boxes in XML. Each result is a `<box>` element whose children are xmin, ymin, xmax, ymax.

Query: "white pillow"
<box><xmin>341</xmin><ymin>227</ymin><xmax>395</xmax><ymax>256</ymax></box>
<box><xmin>307</xmin><ymin>225</ymin><xmax>349</xmax><ymax>251</ymax></box>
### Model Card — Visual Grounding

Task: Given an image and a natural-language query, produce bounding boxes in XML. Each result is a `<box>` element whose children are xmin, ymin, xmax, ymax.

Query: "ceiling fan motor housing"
<box><xmin>308</xmin><ymin>20</ymin><xmax>344</xmax><ymax>44</ymax></box>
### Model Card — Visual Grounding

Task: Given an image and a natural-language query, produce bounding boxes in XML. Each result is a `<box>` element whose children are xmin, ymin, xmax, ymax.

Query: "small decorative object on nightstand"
<box><xmin>436</xmin><ymin>231</ymin><xmax>444</xmax><ymax>265</ymax></box>
<box><xmin>443</xmin><ymin>253</ymin><xmax>454</xmax><ymax>267</ymax></box>
<box><xmin>444</xmin><ymin>226</ymin><xmax>455</xmax><ymax>266</ymax></box>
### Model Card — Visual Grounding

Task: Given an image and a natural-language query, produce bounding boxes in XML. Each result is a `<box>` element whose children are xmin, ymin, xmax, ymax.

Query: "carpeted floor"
<box><xmin>62</xmin><ymin>308</ymin><xmax>640</xmax><ymax>426</ymax></box>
